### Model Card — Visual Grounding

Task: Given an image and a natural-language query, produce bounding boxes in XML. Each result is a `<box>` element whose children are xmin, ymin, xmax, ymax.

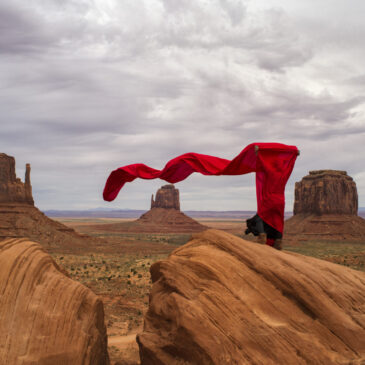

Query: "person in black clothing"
<box><xmin>245</xmin><ymin>214</ymin><xmax>282</xmax><ymax>250</ymax></box>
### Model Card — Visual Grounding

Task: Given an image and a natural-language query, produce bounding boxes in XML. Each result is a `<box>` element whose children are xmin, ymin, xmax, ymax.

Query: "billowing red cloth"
<box><xmin>103</xmin><ymin>142</ymin><xmax>299</xmax><ymax>233</ymax></box>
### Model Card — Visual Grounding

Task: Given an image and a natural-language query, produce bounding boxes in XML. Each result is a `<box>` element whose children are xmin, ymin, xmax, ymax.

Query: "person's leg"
<box><xmin>263</xmin><ymin>220</ymin><xmax>283</xmax><ymax>250</ymax></box>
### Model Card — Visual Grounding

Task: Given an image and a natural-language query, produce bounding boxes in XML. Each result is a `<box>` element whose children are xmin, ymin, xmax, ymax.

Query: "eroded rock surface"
<box><xmin>286</xmin><ymin>170</ymin><xmax>365</xmax><ymax>241</ymax></box>
<box><xmin>97</xmin><ymin>184</ymin><xmax>206</xmax><ymax>233</ymax></box>
<box><xmin>151</xmin><ymin>184</ymin><xmax>180</xmax><ymax>210</ymax></box>
<box><xmin>0</xmin><ymin>153</ymin><xmax>34</xmax><ymax>205</ymax></box>
<box><xmin>137</xmin><ymin>229</ymin><xmax>365</xmax><ymax>365</ymax></box>
<box><xmin>0</xmin><ymin>153</ymin><xmax>100</xmax><ymax>250</ymax></box>
<box><xmin>294</xmin><ymin>170</ymin><xmax>358</xmax><ymax>215</ymax></box>
<box><xmin>0</xmin><ymin>238</ymin><xmax>109</xmax><ymax>365</ymax></box>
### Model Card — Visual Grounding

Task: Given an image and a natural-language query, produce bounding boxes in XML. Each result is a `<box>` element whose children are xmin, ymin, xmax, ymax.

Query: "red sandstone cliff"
<box><xmin>151</xmin><ymin>184</ymin><xmax>180</xmax><ymax>210</ymax></box>
<box><xmin>137</xmin><ymin>230</ymin><xmax>365</xmax><ymax>364</ymax></box>
<box><xmin>0</xmin><ymin>153</ymin><xmax>100</xmax><ymax>249</ymax></box>
<box><xmin>0</xmin><ymin>154</ymin><xmax>34</xmax><ymax>205</ymax></box>
<box><xmin>97</xmin><ymin>184</ymin><xmax>206</xmax><ymax>233</ymax></box>
<box><xmin>0</xmin><ymin>238</ymin><xmax>109</xmax><ymax>365</ymax></box>
<box><xmin>294</xmin><ymin>170</ymin><xmax>358</xmax><ymax>215</ymax></box>
<box><xmin>285</xmin><ymin>170</ymin><xmax>365</xmax><ymax>241</ymax></box>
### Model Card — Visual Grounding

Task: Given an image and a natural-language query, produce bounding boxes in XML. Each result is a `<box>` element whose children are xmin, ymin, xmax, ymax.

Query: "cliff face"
<box><xmin>0</xmin><ymin>153</ymin><xmax>100</xmax><ymax>249</ymax></box>
<box><xmin>285</xmin><ymin>170</ymin><xmax>365</xmax><ymax>241</ymax></box>
<box><xmin>294</xmin><ymin>170</ymin><xmax>358</xmax><ymax>215</ymax></box>
<box><xmin>0</xmin><ymin>238</ymin><xmax>109</xmax><ymax>365</ymax></box>
<box><xmin>0</xmin><ymin>153</ymin><xmax>34</xmax><ymax>205</ymax></box>
<box><xmin>151</xmin><ymin>184</ymin><xmax>180</xmax><ymax>210</ymax></box>
<box><xmin>137</xmin><ymin>230</ymin><xmax>365</xmax><ymax>364</ymax></box>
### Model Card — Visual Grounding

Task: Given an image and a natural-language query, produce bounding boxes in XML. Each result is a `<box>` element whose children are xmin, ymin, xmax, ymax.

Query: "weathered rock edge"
<box><xmin>0</xmin><ymin>238</ymin><xmax>109</xmax><ymax>365</ymax></box>
<box><xmin>137</xmin><ymin>229</ymin><xmax>365</xmax><ymax>365</ymax></box>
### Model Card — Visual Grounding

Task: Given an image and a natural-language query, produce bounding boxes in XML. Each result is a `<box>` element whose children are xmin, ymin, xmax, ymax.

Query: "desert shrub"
<box><xmin>138</xmin><ymin>274</ymin><xmax>142</xmax><ymax>278</ymax></box>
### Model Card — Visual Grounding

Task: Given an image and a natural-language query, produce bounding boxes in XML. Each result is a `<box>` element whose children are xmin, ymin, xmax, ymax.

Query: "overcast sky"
<box><xmin>1</xmin><ymin>0</ymin><xmax>364</xmax><ymax>211</ymax></box>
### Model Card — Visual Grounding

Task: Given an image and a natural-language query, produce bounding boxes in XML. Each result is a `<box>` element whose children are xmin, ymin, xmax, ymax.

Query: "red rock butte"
<box><xmin>137</xmin><ymin>229</ymin><xmax>365</xmax><ymax>364</ymax></box>
<box><xmin>285</xmin><ymin>170</ymin><xmax>365</xmax><ymax>241</ymax></box>
<box><xmin>98</xmin><ymin>184</ymin><xmax>206</xmax><ymax>233</ymax></box>
<box><xmin>0</xmin><ymin>153</ymin><xmax>99</xmax><ymax>250</ymax></box>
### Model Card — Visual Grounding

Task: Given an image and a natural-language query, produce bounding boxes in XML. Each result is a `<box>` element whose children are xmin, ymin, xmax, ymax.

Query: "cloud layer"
<box><xmin>1</xmin><ymin>0</ymin><xmax>364</xmax><ymax>211</ymax></box>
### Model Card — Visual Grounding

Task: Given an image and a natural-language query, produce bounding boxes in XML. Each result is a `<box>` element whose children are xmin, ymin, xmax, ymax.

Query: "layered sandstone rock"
<box><xmin>0</xmin><ymin>153</ymin><xmax>100</xmax><ymax>250</ymax></box>
<box><xmin>0</xmin><ymin>238</ymin><xmax>109</xmax><ymax>365</ymax></box>
<box><xmin>98</xmin><ymin>185</ymin><xmax>206</xmax><ymax>233</ymax></box>
<box><xmin>294</xmin><ymin>170</ymin><xmax>358</xmax><ymax>215</ymax></box>
<box><xmin>285</xmin><ymin>170</ymin><xmax>365</xmax><ymax>241</ymax></box>
<box><xmin>151</xmin><ymin>184</ymin><xmax>180</xmax><ymax>210</ymax></box>
<box><xmin>0</xmin><ymin>153</ymin><xmax>34</xmax><ymax>205</ymax></box>
<box><xmin>137</xmin><ymin>229</ymin><xmax>365</xmax><ymax>364</ymax></box>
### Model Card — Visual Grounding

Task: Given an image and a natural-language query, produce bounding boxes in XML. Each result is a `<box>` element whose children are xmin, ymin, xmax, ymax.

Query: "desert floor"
<box><xmin>50</xmin><ymin>217</ymin><xmax>365</xmax><ymax>365</ymax></box>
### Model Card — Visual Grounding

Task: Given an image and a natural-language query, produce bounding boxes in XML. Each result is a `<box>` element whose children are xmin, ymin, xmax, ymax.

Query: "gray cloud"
<box><xmin>1</xmin><ymin>0</ymin><xmax>364</xmax><ymax>211</ymax></box>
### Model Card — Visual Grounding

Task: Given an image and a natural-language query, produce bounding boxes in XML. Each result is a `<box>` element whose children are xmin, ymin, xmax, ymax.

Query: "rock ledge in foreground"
<box><xmin>138</xmin><ymin>229</ymin><xmax>365</xmax><ymax>365</ymax></box>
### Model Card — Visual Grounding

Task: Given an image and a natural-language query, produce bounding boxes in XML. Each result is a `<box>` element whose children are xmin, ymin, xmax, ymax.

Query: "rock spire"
<box><xmin>0</xmin><ymin>153</ymin><xmax>34</xmax><ymax>205</ymax></box>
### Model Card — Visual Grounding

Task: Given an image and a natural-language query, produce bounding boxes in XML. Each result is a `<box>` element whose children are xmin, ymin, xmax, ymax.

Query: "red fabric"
<box><xmin>103</xmin><ymin>142</ymin><xmax>298</xmax><ymax>233</ymax></box>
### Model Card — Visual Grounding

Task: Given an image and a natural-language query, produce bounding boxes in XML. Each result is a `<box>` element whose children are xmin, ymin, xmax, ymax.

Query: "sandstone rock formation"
<box><xmin>294</xmin><ymin>170</ymin><xmax>358</xmax><ymax>215</ymax></box>
<box><xmin>151</xmin><ymin>184</ymin><xmax>180</xmax><ymax>210</ymax></box>
<box><xmin>97</xmin><ymin>185</ymin><xmax>206</xmax><ymax>233</ymax></box>
<box><xmin>0</xmin><ymin>153</ymin><xmax>100</xmax><ymax>250</ymax></box>
<box><xmin>285</xmin><ymin>170</ymin><xmax>365</xmax><ymax>241</ymax></box>
<box><xmin>137</xmin><ymin>229</ymin><xmax>365</xmax><ymax>364</ymax></box>
<box><xmin>0</xmin><ymin>154</ymin><xmax>34</xmax><ymax>205</ymax></box>
<box><xmin>0</xmin><ymin>238</ymin><xmax>109</xmax><ymax>365</ymax></box>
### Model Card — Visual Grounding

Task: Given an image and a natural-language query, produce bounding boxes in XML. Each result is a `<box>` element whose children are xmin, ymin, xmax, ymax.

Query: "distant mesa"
<box><xmin>151</xmin><ymin>184</ymin><xmax>180</xmax><ymax>210</ymax></box>
<box><xmin>137</xmin><ymin>229</ymin><xmax>365</xmax><ymax>364</ymax></box>
<box><xmin>99</xmin><ymin>184</ymin><xmax>207</xmax><ymax>233</ymax></box>
<box><xmin>0</xmin><ymin>238</ymin><xmax>109</xmax><ymax>364</ymax></box>
<box><xmin>285</xmin><ymin>170</ymin><xmax>365</xmax><ymax>241</ymax></box>
<box><xmin>0</xmin><ymin>153</ymin><xmax>99</xmax><ymax>250</ymax></box>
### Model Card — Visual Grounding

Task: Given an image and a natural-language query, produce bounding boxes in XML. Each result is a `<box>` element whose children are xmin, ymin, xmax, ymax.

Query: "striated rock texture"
<box><xmin>286</xmin><ymin>170</ymin><xmax>365</xmax><ymax>242</ymax></box>
<box><xmin>0</xmin><ymin>153</ymin><xmax>34</xmax><ymax>205</ymax></box>
<box><xmin>0</xmin><ymin>238</ymin><xmax>109</xmax><ymax>365</ymax></box>
<box><xmin>294</xmin><ymin>170</ymin><xmax>358</xmax><ymax>215</ymax></box>
<box><xmin>137</xmin><ymin>229</ymin><xmax>365</xmax><ymax>365</ymax></box>
<box><xmin>0</xmin><ymin>153</ymin><xmax>101</xmax><ymax>250</ymax></box>
<box><xmin>151</xmin><ymin>184</ymin><xmax>180</xmax><ymax>210</ymax></box>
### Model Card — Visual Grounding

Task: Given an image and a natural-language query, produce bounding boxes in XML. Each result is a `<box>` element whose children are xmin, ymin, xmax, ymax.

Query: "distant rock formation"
<box><xmin>294</xmin><ymin>170</ymin><xmax>358</xmax><ymax>215</ymax></box>
<box><xmin>151</xmin><ymin>184</ymin><xmax>180</xmax><ymax>210</ymax></box>
<box><xmin>0</xmin><ymin>153</ymin><xmax>100</xmax><ymax>249</ymax></box>
<box><xmin>137</xmin><ymin>229</ymin><xmax>365</xmax><ymax>364</ymax></box>
<box><xmin>285</xmin><ymin>170</ymin><xmax>365</xmax><ymax>241</ymax></box>
<box><xmin>93</xmin><ymin>185</ymin><xmax>206</xmax><ymax>233</ymax></box>
<box><xmin>0</xmin><ymin>153</ymin><xmax>34</xmax><ymax>205</ymax></box>
<box><xmin>0</xmin><ymin>238</ymin><xmax>109</xmax><ymax>365</ymax></box>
